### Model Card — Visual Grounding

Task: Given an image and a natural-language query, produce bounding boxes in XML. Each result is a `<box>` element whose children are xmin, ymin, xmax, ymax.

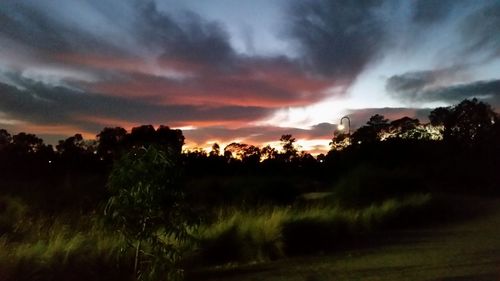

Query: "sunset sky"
<box><xmin>1</xmin><ymin>0</ymin><xmax>499</xmax><ymax>153</ymax></box>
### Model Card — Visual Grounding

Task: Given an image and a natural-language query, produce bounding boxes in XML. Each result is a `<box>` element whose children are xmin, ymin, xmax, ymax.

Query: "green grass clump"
<box><xmin>0</xmin><ymin>194</ymin><xmax>434</xmax><ymax>279</ymax></box>
<box><xmin>0</xmin><ymin>196</ymin><xmax>27</xmax><ymax>234</ymax></box>
<box><xmin>0</xmin><ymin>216</ymin><xmax>132</xmax><ymax>281</ymax></box>
<box><xmin>196</xmin><ymin>194</ymin><xmax>432</xmax><ymax>264</ymax></box>
<box><xmin>196</xmin><ymin>207</ymin><xmax>288</xmax><ymax>264</ymax></box>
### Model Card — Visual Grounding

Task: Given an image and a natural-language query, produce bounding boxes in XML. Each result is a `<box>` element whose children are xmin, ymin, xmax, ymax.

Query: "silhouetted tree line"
<box><xmin>327</xmin><ymin>98</ymin><xmax>500</xmax><ymax>197</ymax></box>
<box><xmin>0</xmin><ymin>98</ymin><xmax>499</xmax><ymax>212</ymax></box>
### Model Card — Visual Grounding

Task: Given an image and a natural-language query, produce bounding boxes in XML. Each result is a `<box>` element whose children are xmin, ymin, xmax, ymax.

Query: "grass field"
<box><xmin>1</xmin><ymin>195</ymin><xmax>499</xmax><ymax>280</ymax></box>
<box><xmin>188</xmin><ymin>198</ymin><xmax>500</xmax><ymax>281</ymax></box>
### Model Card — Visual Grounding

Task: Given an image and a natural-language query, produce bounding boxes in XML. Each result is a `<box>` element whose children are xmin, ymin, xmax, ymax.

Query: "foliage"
<box><xmin>105</xmin><ymin>146</ymin><xmax>195</xmax><ymax>281</ymax></box>
<box><xmin>430</xmin><ymin>98</ymin><xmax>498</xmax><ymax>145</ymax></box>
<box><xmin>0</xmin><ymin>214</ymin><xmax>131</xmax><ymax>281</ymax></box>
<box><xmin>0</xmin><ymin>196</ymin><xmax>27</xmax><ymax>234</ymax></box>
<box><xmin>351</xmin><ymin>114</ymin><xmax>390</xmax><ymax>145</ymax></box>
<box><xmin>197</xmin><ymin>194</ymin><xmax>433</xmax><ymax>263</ymax></box>
<box><xmin>209</xmin><ymin>143</ymin><xmax>220</xmax><ymax>157</ymax></box>
<box><xmin>330</xmin><ymin>132</ymin><xmax>351</xmax><ymax>151</ymax></box>
<box><xmin>279</xmin><ymin>134</ymin><xmax>298</xmax><ymax>162</ymax></box>
<box><xmin>0</xmin><ymin>129</ymin><xmax>12</xmax><ymax>150</ymax></box>
<box><xmin>331</xmin><ymin>164</ymin><xmax>426</xmax><ymax>206</ymax></box>
<box><xmin>0</xmin><ymin>194</ymin><xmax>436</xmax><ymax>280</ymax></box>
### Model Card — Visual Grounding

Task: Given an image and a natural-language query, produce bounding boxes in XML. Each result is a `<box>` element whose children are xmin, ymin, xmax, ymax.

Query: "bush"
<box><xmin>197</xmin><ymin>208</ymin><xmax>286</xmax><ymax>264</ymax></box>
<box><xmin>0</xmin><ymin>196</ymin><xmax>27</xmax><ymax>234</ymax></box>
<box><xmin>332</xmin><ymin>163</ymin><xmax>427</xmax><ymax>206</ymax></box>
<box><xmin>196</xmin><ymin>194</ymin><xmax>433</xmax><ymax>264</ymax></box>
<box><xmin>0</xmin><ymin>216</ymin><xmax>131</xmax><ymax>281</ymax></box>
<box><xmin>105</xmin><ymin>146</ymin><xmax>196</xmax><ymax>281</ymax></box>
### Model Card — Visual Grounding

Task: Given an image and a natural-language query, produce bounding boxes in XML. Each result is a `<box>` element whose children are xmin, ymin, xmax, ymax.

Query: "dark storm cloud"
<box><xmin>460</xmin><ymin>1</ymin><xmax>500</xmax><ymax>58</ymax></box>
<box><xmin>387</xmin><ymin>71</ymin><xmax>500</xmax><ymax>107</ymax></box>
<box><xmin>0</xmin><ymin>0</ymin><xmax>234</xmax><ymax>67</ymax></box>
<box><xmin>386</xmin><ymin>70</ymin><xmax>438</xmax><ymax>100</ymax></box>
<box><xmin>0</xmin><ymin>0</ymin><xmax>330</xmax><ymax>107</ymax></box>
<box><xmin>287</xmin><ymin>0</ymin><xmax>387</xmax><ymax>79</ymax></box>
<box><xmin>386</xmin><ymin>68</ymin><xmax>464</xmax><ymax>102</ymax></box>
<box><xmin>424</xmin><ymin>80</ymin><xmax>500</xmax><ymax>106</ymax></box>
<box><xmin>0</xmin><ymin>73</ymin><xmax>272</xmax><ymax>132</ymax></box>
<box><xmin>0</xmin><ymin>1</ymin><xmax>121</xmax><ymax>55</ymax></box>
<box><xmin>287</xmin><ymin>0</ymin><xmax>499</xmax><ymax>83</ymax></box>
<box><xmin>135</xmin><ymin>2</ymin><xmax>235</xmax><ymax>66</ymax></box>
<box><xmin>411</xmin><ymin>0</ymin><xmax>458</xmax><ymax>24</ymax></box>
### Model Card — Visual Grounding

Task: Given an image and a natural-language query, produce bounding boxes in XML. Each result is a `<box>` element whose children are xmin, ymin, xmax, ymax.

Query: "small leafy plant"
<box><xmin>105</xmin><ymin>146</ymin><xmax>195</xmax><ymax>281</ymax></box>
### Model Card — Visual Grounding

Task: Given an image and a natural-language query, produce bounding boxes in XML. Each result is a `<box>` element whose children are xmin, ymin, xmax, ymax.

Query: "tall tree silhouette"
<box><xmin>0</xmin><ymin>129</ymin><xmax>11</xmax><ymax>151</ymax></box>
<box><xmin>97</xmin><ymin>127</ymin><xmax>127</xmax><ymax>160</ymax></box>
<box><xmin>11</xmin><ymin>132</ymin><xmax>45</xmax><ymax>154</ymax></box>
<box><xmin>351</xmin><ymin>114</ymin><xmax>389</xmax><ymax>145</ymax></box>
<box><xmin>279</xmin><ymin>134</ymin><xmax>298</xmax><ymax>162</ymax></box>
<box><xmin>156</xmin><ymin>125</ymin><xmax>185</xmax><ymax>153</ymax></box>
<box><xmin>430</xmin><ymin>98</ymin><xmax>498</xmax><ymax>146</ymax></box>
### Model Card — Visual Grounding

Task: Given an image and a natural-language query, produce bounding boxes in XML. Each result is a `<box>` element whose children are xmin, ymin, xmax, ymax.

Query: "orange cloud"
<box><xmin>54</xmin><ymin>53</ymin><xmax>149</xmax><ymax>73</ymax></box>
<box><xmin>83</xmin><ymin>63</ymin><xmax>333</xmax><ymax>108</ymax></box>
<box><xmin>55</xmin><ymin>53</ymin><xmax>335</xmax><ymax>108</ymax></box>
<box><xmin>8</xmin><ymin>123</ymin><xmax>95</xmax><ymax>141</ymax></box>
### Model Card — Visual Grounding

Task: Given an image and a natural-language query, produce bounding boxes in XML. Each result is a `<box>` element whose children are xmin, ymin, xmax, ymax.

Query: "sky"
<box><xmin>1</xmin><ymin>0</ymin><xmax>499</xmax><ymax>154</ymax></box>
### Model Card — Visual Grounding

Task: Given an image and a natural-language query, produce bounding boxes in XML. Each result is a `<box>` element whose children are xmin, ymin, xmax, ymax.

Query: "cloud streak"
<box><xmin>287</xmin><ymin>0</ymin><xmax>387</xmax><ymax>80</ymax></box>
<box><xmin>0</xmin><ymin>73</ymin><xmax>273</xmax><ymax>132</ymax></box>
<box><xmin>387</xmin><ymin>70</ymin><xmax>500</xmax><ymax>107</ymax></box>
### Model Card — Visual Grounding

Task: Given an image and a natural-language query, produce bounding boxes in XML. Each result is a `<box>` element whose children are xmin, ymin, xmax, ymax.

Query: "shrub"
<box><xmin>105</xmin><ymin>146</ymin><xmax>197</xmax><ymax>281</ymax></box>
<box><xmin>196</xmin><ymin>194</ymin><xmax>433</xmax><ymax>264</ymax></box>
<box><xmin>332</xmin><ymin>163</ymin><xmax>427</xmax><ymax>206</ymax></box>
<box><xmin>0</xmin><ymin>216</ymin><xmax>131</xmax><ymax>281</ymax></box>
<box><xmin>196</xmin><ymin>208</ymin><xmax>286</xmax><ymax>264</ymax></box>
<box><xmin>0</xmin><ymin>196</ymin><xmax>27</xmax><ymax>234</ymax></box>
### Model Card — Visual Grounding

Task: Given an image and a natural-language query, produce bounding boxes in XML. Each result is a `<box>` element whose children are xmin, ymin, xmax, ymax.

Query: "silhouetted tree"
<box><xmin>97</xmin><ymin>127</ymin><xmax>127</xmax><ymax>160</ymax></box>
<box><xmin>386</xmin><ymin>117</ymin><xmax>423</xmax><ymax>140</ymax></box>
<box><xmin>56</xmin><ymin>134</ymin><xmax>85</xmax><ymax>154</ymax></box>
<box><xmin>330</xmin><ymin>132</ymin><xmax>350</xmax><ymax>150</ymax></box>
<box><xmin>279</xmin><ymin>134</ymin><xmax>298</xmax><ymax>162</ymax></box>
<box><xmin>351</xmin><ymin>114</ymin><xmax>389</xmax><ymax>145</ymax></box>
<box><xmin>56</xmin><ymin>134</ymin><xmax>100</xmax><ymax>170</ymax></box>
<box><xmin>241</xmin><ymin>145</ymin><xmax>261</xmax><ymax>165</ymax></box>
<box><xmin>390</xmin><ymin>117</ymin><xmax>419</xmax><ymax>132</ymax></box>
<box><xmin>127</xmin><ymin>125</ymin><xmax>156</xmax><ymax>148</ymax></box>
<box><xmin>316</xmin><ymin>153</ymin><xmax>326</xmax><ymax>163</ymax></box>
<box><xmin>261</xmin><ymin>145</ymin><xmax>277</xmax><ymax>160</ymax></box>
<box><xmin>224</xmin><ymin>142</ymin><xmax>249</xmax><ymax>160</ymax></box>
<box><xmin>209</xmin><ymin>143</ymin><xmax>220</xmax><ymax>157</ymax></box>
<box><xmin>185</xmin><ymin>148</ymin><xmax>207</xmax><ymax>161</ymax></box>
<box><xmin>156</xmin><ymin>125</ymin><xmax>184</xmax><ymax>153</ymax></box>
<box><xmin>0</xmin><ymin>129</ymin><xmax>12</xmax><ymax>151</ymax></box>
<box><xmin>11</xmin><ymin>132</ymin><xmax>45</xmax><ymax>154</ymax></box>
<box><xmin>367</xmin><ymin>114</ymin><xmax>389</xmax><ymax>128</ymax></box>
<box><xmin>431</xmin><ymin>98</ymin><xmax>497</xmax><ymax>146</ymax></box>
<box><xmin>297</xmin><ymin>151</ymin><xmax>316</xmax><ymax>167</ymax></box>
<box><xmin>429</xmin><ymin>107</ymin><xmax>451</xmax><ymax>127</ymax></box>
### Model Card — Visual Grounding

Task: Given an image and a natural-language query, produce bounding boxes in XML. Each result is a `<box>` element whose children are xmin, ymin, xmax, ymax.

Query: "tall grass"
<box><xmin>0</xmin><ymin>193</ymin><xmax>434</xmax><ymax>279</ymax></box>
<box><xmin>0</xmin><ymin>195</ymin><xmax>27</xmax><ymax>234</ymax></box>
<box><xmin>195</xmin><ymin>207</ymin><xmax>289</xmax><ymax>264</ymax></box>
<box><xmin>195</xmin><ymin>193</ymin><xmax>432</xmax><ymax>264</ymax></box>
<box><xmin>0</xmin><ymin>215</ymin><xmax>132</xmax><ymax>281</ymax></box>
